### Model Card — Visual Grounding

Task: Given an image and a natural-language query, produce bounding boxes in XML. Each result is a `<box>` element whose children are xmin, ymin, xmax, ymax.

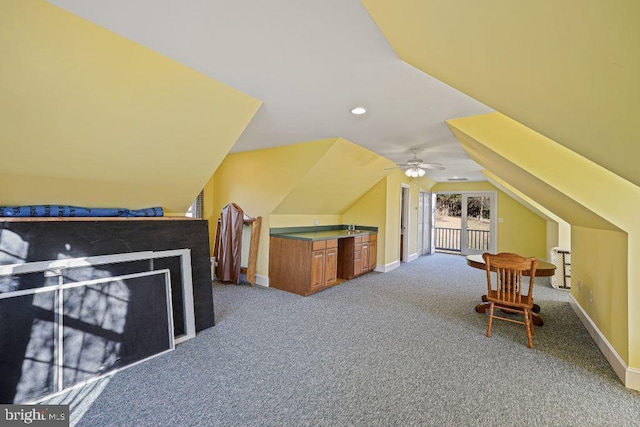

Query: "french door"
<box><xmin>417</xmin><ymin>191</ymin><xmax>431</xmax><ymax>256</ymax></box>
<box><xmin>461</xmin><ymin>193</ymin><xmax>496</xmax><ymax>255</ymax></box>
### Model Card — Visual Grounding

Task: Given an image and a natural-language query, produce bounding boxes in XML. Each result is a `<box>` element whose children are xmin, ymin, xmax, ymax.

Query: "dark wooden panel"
<box><xmin>0</xmin><ymin>219</ymin><xmax>214</xmax><ymax>333</ymax></box>
<box><xmin>269</xmin><ymin>236</ymin><xmax>312</xmax><ymax>296</ymax></box>
<box><xmin>337</xmin><ymin>237</ymin><xmax>355</xmax><ymax>280</ymax></box>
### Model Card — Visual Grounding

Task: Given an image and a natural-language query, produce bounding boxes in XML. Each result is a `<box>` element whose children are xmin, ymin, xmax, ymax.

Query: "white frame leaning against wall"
<box><xmin>0</xmin><ymin>249</ymin><xmax>197</xmax><ymax>403</ymax></box>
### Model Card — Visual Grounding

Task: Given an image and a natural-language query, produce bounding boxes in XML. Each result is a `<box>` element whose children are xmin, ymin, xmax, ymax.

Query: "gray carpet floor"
<box><xmin>49</xmin><ymin>253</ymin><xmax>640</xmax><ymax>426</ymax></box>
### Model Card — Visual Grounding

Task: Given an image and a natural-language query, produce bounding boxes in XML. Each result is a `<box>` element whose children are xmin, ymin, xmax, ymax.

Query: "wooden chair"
<box><xmin>482</xmin><ymin>252</ymin><xmax>539</xmax><ymax>348</ymax></box>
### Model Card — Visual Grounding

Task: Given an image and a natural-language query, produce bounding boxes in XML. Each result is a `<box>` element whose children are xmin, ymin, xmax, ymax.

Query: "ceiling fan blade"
<box><xmin>419</xmin><ymin>163</ymin><xmax>445</xmax><ymax>170</ymax></box>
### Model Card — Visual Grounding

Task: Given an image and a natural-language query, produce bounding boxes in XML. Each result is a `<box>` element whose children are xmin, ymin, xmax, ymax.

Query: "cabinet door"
<box><xmin>361</xmin><ymin>243</ymin><xmax>369</xmax><ymax>274</ymax></box>
<box><xmin>311</xmin><ymin>249</ymin><xmax>325</xmax><ymax>290</ymax></box>
<box><xmin>369</xmin><ymin>240</ymin><xmax>377</xmax><ymax>271</ymax></box>
<box><xmin>325</xmin><ymin>248</ymin><xmax>338</xmax><ymax>286</ymax></box>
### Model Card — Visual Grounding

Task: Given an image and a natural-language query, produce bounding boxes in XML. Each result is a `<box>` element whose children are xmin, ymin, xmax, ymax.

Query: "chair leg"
<box><xmin>486</xmin><ymin>302</ymin><xmax>494</xmax><ymax>338</ymax></box>
<box><xmin>530</xmin><ymin>311</ymin><xmax>534</xmax><ymax>336</ymax></box>
<box><xmin>524</xmin><ymin>308</ymin><xmax>533</xmax><ymax>348</ymax></box>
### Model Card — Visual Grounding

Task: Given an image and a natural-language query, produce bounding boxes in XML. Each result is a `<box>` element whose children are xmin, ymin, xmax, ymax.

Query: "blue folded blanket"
<box><xmin>0</xmin><ymin>205</ymin><xmax>164</xmax><ymax>217</ymax></box>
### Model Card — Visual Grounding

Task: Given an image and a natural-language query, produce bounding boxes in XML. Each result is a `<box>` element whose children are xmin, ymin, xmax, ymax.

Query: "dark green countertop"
<box><xmin>270</xmin><ymin>225</ymin><xmax>378</xmax><ymax>241</ymax></box>
<box><xmin>271</xmin><ymin>229</ymin><xmax>373</xmax><ymax>241</ymax></box>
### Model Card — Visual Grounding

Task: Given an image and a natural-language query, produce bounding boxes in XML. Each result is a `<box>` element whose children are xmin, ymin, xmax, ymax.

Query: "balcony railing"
<box><xmin>434</xmin><ymin>227</ymin><xmax>490</xmax><ymax>253</ymax></box>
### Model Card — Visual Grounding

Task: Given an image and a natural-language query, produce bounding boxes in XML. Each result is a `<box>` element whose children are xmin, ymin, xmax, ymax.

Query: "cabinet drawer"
<box><xmin>369</xmin><ymin>233</ymin><xmax>377</xmax><ymax>241</ymax></box>
<box><xmin>361</xmin><ymin>234</ymin><xmax>369</xmax><ymax>242</ymax></box>
<box><xmin>326</xmin><ymin>239</ymin><xmax>338</xmax><ymax>249</ymax></box>
<box><xmin>312</xmin><ymin>240</ymin><xmax>327</xmax><ymax>251</ymax></box>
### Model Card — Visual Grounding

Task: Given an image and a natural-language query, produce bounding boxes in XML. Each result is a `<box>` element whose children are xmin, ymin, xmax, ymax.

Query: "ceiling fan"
<box><xmin>387</xmin><ymin>150</ymin><xmax>445</xmax><ymax>177</ymax></box>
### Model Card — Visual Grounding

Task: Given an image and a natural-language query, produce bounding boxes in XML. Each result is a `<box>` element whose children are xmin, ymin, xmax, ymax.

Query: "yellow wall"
<box><xmin>407</xmin><ymin>184</ymin><xmax>420</xmax><ymax>258</ymax></box>
<box><xmin>270</xmin><ymin>215</ymin><xmax>343</xmax><ymax>228</ymax></box>
<box><xmin>384</xmin><ymin>174</ymin><xmax>403</xmax><ymax>266</ymax></box>
<box><xmin>572</xmin><ymin>226</ymin><xmax>629</xmax><ymax>361</ymax></box>
<box><xmin>0</xmin><ymin>0</ymin><xmax>260</xmax><ymax>212</ymax></box>
<box><xmin>343</xmin><ymin>178</ymin><xmax>388</xmax><ymax>268</ymax></box>
<box><xmin>273</xmin><ymin>138</ymin><xmax>396</xmax><ymax>214</ymax></box>
<box><xmin>432</xmin><ymin>181</ymin><xmax>547</xmax><ymax>259</ymax></box>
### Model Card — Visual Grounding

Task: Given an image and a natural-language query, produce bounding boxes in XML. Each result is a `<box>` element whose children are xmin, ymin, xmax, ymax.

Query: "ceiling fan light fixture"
<box><xmin>405</xmin><ymin>167</ymin><xmax>425</xmax><ymax>178</ymax></box>
<box><xmin>350</xmin><ymin>106</ymin><xmax>367</xmax><ymax>115</ymax></box>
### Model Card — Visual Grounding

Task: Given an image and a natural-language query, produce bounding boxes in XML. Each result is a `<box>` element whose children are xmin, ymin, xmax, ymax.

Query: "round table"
<box><xmin>466</xmin><ymin>254</ymin><xmax>557</xmax><ymax>326</ymax></box>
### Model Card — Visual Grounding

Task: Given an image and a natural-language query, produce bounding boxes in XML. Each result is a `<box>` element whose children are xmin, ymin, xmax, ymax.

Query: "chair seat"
<box><xmin>486</xmin><ymin>291</ymin><xmax>534</xmax><ymax>310</ymax></box>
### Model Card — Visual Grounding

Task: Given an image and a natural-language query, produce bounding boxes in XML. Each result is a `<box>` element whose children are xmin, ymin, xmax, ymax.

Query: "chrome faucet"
<box><xmin>348</xmin><ymin>224</ymin><xmax>355</xmax><ymax>231</ymax></box>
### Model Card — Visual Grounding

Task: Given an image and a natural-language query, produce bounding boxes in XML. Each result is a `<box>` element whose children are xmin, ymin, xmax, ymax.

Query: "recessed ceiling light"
<box><xmin>350</xmin><ymin>107</ymin><xmax>367</xmax><ymax>115</ymax></box>
<box><xmin>447</xmin><ymin>177</ymin><xmax>468</xmax><ymax>181</ymax></box>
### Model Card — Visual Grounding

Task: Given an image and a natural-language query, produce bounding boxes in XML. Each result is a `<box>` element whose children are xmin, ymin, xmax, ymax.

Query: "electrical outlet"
<box><xmin>589</xmin><ymin>290</ymin><xmax>593</xmax><ymax>303</ymax></box>
<box><xmin>577</xmin><ymin>280</ymin><xmax>581</xmax><ymax>291</ymax></box>
<box><xmin>313</xmin><ymin>218</ymin><xmax>319</xmax><ymax>225</ymax></box>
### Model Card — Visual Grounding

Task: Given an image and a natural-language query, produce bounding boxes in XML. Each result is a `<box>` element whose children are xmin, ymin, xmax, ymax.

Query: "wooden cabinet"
<box><xmin>361</xmin><ymin>238</ymin><xmax>370</xmax><ymax>274</ymax></box>
<box><xmin>368</xmin><ymin>233</ymin><xmax>377</xmax><ymax>271</ymax></box>
<box><xmin>326</xmin><ymin>246</ymin><xmax>338</xmax><ymax>285</ymax></box>
<box><xmin>270</xmin><ymin>232</ymin><xmax>376</xmax><ymax>296</ymax></box>
<box><xmin>310</xmin><ymin>248</ymin><xmax>325</xmax><ymax>290</ymax></box>
<box><xmin>270</xmin><ymin>236</ymin><xmax>339</xmax><ymax>296</ymax></box>
<box><xmin>310</xmin><ymin>240</ymin><xmax>338</xmax><ymax>291</ymax></box>
<box><xmin>337</xmin><ymin>233</ymin><xmax>377</xmax><ymax>280</ymax></box>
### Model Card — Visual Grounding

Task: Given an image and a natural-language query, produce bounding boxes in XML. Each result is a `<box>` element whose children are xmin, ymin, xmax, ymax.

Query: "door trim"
<box><xmin>400</xmin><ymin>184</ymin><xmax>410</xmax><ymax>262</ymax></box>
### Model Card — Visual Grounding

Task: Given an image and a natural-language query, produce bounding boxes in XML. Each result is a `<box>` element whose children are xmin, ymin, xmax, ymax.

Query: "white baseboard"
<box><xmin>569</xmin><ymin>294</ymin><xmax>640</xmax><ymax>391</ymax></box>
<box><xmin>237</xmin><ymin>272</ymin><xmax>270</xmax><ymax>287</ymax></box>
<box><xmin>407</xmin><ymin>253</ymin><xmax>419</xmax><ymax>262</ymax></box>
<box><xmin>377</xmin><ymin>260</ymin><xmax>400</xmax><ymax>273</ymax></box>
<box><xmin>627</xmin><ymin>367</ymin><xmax>640</xmax><ymax>391</ymax></box>
<box><xmin>255</xmin><ymin>274</ymin><xmax>269</xmax><ymax>287</ymax></box>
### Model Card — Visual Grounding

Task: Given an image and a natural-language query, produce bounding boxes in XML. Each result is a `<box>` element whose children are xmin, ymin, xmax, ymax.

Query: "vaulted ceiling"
<box><xmin>5</xmin><ymin>0</ymin><xmax>638</xmax><ymax>210</ymax></box>
<box><xmin>46</xmin><ymin>0</ymin><xmax>494</xmax><ymax>182</ymax></box>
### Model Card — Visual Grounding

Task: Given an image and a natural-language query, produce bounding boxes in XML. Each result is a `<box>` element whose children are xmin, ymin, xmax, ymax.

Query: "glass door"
<box><xmin>417</xmin><ymin>191</ymin><xmax>431</xmax><ymax>256</ymax></box>
<box><xmin>461</xmin><ymin>193</ymin><xmax>496</xmax><ymax>255</ymax></box>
